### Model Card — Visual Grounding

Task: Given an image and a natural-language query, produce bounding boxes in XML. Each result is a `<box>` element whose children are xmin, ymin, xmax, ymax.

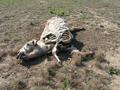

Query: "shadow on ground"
<box><xmin>20</xmin><ymin>28</ymin><xmax>86</xmax><ymax>68</ymax></box>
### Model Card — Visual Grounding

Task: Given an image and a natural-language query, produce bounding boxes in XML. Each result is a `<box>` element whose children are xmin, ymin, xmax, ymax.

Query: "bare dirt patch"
<box><xmin>0</xmin><ymin>0</ymin><xmax>120</xmax><ymax>90</ymax></box>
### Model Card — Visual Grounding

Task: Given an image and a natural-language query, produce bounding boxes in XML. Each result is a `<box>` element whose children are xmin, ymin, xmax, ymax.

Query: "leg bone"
<box><xmin>52</xmin><ymin>42</ymin><xmax>61</xmax><ymax>63</ymax></box>
<box><xmin>68</xmin><ymin>45</ymin><xmax>93</xmax><ymax>56</ymax></box>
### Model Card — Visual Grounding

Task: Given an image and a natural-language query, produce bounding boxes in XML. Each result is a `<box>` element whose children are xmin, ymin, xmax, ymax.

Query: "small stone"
<box><xmin>104</xmin><ymin>31</ymin><xmax>110</xmax><ymax>35</ymax></box>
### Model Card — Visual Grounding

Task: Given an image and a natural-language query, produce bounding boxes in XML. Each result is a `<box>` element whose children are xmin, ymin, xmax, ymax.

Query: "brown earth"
<box><xmin>0</xmin><ymin>0</ymin><xmax>120</xmax><ymax>90</ymax></box>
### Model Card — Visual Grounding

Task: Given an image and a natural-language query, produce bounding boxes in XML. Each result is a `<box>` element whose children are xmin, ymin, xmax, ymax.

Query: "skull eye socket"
<box><xmin>25</xmin><ymin>43</ymin><xmax>34</xmax><ymax>52</ymax></box>
<box><xmin>27</xmin><ymin>43</ymin><xmax>31</xmax><ymax>46</ymax></box>
<box><xmin>21</xmin><ymin>53</ymin><xmax>25</xmax><ymax>56</ymax></box>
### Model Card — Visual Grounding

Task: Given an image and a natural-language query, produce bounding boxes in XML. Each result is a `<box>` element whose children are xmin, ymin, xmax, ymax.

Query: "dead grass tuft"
<box><xmin>95</xmin><ymin>53</ymin><xmax>106</xmax><ymax>62</ymax></box>
<box><xmin>28</xmin><ymin>77</ymin><xmax>46</xmax><ymax>88</ymax></box>
<box><xmin>47</xmin><ymin>60</ymin><xmax>61</xmax><ymax>77</ymax></box>
<box><xmin>11</xmin><ymin>80</ymin><xmax>26</xmax><ymax>90</ymax></box>
<box><xmin>7</xmin><ymin>45</ymin><xmax>21</xmax><ymax>56</ymax></box>
<box><xmin>95</xmin><ymin>53</ymin><xmax>109</xmax><ymax>70</ymax></box>
<box><xmin>48</xmin><ymin>68</ymin><xmax>56</xmax><ymax>77</ymax></box>
<box><xmin>0</xmin><ymin>49</ymin><xmax>7</xmax><ymax>58</ymax></box>
<box><xmin>55</xmin><ymin>72</ymin><xmax>66</xmax><ymax>82</ymax></box>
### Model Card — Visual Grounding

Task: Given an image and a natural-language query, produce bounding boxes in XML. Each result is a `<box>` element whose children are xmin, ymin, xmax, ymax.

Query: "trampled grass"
<box><xmin>0</xmin><ymin>0</ymin><xmax>120</xmax><ymax>90</ymax></box>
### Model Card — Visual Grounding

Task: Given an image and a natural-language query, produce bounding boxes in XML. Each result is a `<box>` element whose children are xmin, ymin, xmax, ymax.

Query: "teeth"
<box><xmin>16</xmin><ymin>52</ymin><xmax>22</xmax><ymax>59</ymax></box>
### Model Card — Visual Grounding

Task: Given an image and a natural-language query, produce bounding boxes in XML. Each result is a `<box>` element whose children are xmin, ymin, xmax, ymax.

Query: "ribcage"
<box><xmin>43</xmin><ymin>30</ymin><xmax>73</xmax><ymax>44</ymax></box>
<box><xmin>41</xmin><ymin>17</ymin><xmax>73</xmax><ymax>51</ymax></box>
<box><xmin>58</xmin><ymin>30</ymin><xmax>73</xmax><ymax>50</ymax></box>
<box><xmin>61</xmin><ymin>30</ymin><xmax>72</xmax><ymax>43</ymax></box>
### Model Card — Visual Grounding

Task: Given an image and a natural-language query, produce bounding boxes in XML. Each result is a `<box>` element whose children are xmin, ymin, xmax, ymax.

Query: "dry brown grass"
<box><xmin>7</xmin><ymin>45</ymin><xmax>21</xmax><ymax>57</ymax></box>
<box><xmin>95</xmin><ymin>53</ymin><xmax>110</xmax><ymax>70</ymax></box>
<box><xmin>30</xmin><ymin>86</ymin><xmax>41</xmax><ymax>90</ymax></box>
<box><xmin>70</xmin><ymin>52</ymin><xmax>82</xmax><ymax>66</ymax></box>
<box><xmin>28</xmin><ymin>77</ymin><xmax>46</xmax><ymax>88</ymax></box>
<box><xmin>0</xmin><ymin>49</ymin><xmax>7</xmax><ymax>58</ymax></box>
<box><xmin>0</xmin><ymin>0</ymin><xmax>120</xmax><ymax>89</ymax></box>
<box><xmin>11</xmin><ymin>80</ymin><xmax>27</xmax><ymax>90</ymax></box>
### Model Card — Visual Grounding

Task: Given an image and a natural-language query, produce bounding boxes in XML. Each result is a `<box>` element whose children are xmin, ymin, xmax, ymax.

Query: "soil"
<box><xmin>0</xmin><ymin>0</ymin><xmax>120</xmax><ymax>90</ymax></box>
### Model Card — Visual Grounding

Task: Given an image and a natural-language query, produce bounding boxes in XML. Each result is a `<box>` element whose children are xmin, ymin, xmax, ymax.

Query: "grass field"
<box><xmin>0</xmin><ymin>0</ymin><xmax>120</xmax><ymax>90</ymax></box>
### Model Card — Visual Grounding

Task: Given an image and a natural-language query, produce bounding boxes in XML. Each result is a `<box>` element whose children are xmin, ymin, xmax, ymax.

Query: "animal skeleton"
<box><xmin>17</xmin><ymin>17</ymin><xmax>92</xmax><ymax>63</ymax></box>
